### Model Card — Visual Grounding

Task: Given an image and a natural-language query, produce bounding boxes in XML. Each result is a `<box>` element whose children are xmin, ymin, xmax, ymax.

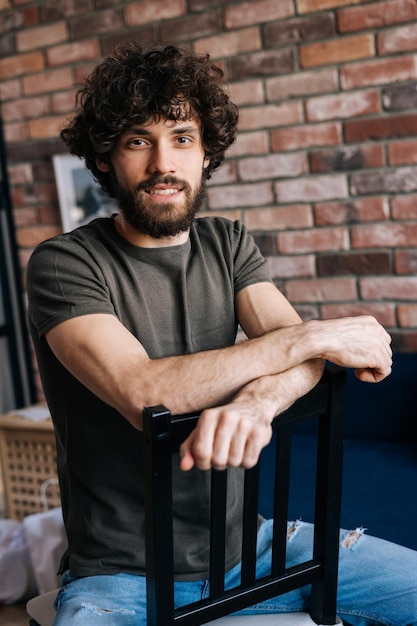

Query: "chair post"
<box><xmin>143</xmin><ymin>405</ymin><xmax>175</xmax><ymax>625</ymax></box>
<box><xmin>310</xmin><ymin>367</ymin><xmax>346</xmax><ymax>624</ymax></box>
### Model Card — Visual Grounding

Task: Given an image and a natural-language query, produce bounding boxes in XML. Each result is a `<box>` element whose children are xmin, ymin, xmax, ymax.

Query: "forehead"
<box><xmin>122</xmin><ymin>115</ymin><xmax>202</xmax><ymax>136</ymax></box>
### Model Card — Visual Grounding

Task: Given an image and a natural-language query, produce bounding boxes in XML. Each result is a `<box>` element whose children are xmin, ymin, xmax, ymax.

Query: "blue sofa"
<box><xmin>259</xmin><ymin>354</ymin><xmax>417</xmax><ymax>551</ymax></box>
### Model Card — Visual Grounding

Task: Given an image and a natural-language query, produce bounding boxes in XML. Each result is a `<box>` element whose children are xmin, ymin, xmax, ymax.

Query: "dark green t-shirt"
<box><xmin>27</xmin><ymin>216</ymin><xmax>272</xmax><ymax>580</ymax></box>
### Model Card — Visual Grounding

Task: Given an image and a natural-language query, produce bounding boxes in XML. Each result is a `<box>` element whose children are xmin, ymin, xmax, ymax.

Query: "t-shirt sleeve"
<box><xmin>27</xmin><ymin>237</ymin><xmax>116</xmax><ymax>340</ymax></box>
<box><xmin>231</xmin><ymin>220</ymin><xmax>272</xmax><ymax>295</ymax></box>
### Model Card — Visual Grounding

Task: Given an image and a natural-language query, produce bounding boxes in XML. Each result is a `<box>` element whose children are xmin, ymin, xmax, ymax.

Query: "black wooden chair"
<box><xmin>27</xmin><ymin>366</ymin><xmax>346</xmax><ymax>625</ymax></box>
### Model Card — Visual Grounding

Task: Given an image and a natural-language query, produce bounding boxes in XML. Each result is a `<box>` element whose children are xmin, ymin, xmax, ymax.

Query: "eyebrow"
<box><xmin>125</xmin><ymin>125</ymin><xmax>201</xmax><ymax>137</ymax></box>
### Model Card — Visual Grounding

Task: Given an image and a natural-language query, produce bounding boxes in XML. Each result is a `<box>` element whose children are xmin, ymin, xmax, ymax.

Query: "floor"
<box><xmin>0</xmin><ymin>602</ymin><xmax>29</xmax><ymax>626</ymax></box>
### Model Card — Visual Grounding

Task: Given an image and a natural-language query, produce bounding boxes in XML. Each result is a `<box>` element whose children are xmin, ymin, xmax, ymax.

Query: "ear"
<box><xmin>204</xmin><ymin>155</ymin><xmax>210</xmax><ymax>170</ymax></box>
<box><xmin>96</xmin><ymin>157</ymin><xmax>110</xmax><ymax>172</ymax></box>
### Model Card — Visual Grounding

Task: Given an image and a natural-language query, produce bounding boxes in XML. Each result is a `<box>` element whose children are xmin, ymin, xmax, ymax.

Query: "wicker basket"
<box><xmin>0</xmin><ymin>408</ymin><xmax>60</xmax><ymax>520</ymax></box>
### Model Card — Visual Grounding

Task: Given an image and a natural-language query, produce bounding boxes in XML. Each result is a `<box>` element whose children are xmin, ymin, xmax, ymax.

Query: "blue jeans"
<box><xmin>53</xmin><ymin>520</ymin><xmax>417</xmax><ymax>626</ymax></box>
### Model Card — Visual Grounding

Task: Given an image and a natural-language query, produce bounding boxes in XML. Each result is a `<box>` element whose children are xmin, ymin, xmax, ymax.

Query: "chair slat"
<box><xmin>241</xmin><ymin>464</ymin><xmax>260</xmax><ymax>588</ymax></box>
<box><xmin>210</xmin><ymin>469</ymin><xmax>228</xmax><ymax>599</ymax></box>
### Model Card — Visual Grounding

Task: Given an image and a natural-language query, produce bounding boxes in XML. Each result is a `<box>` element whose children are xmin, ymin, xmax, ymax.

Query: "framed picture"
<box><xmin>53</xmin><ymin>154</ymin><xmax>118</xmax><ymax>232</ymax></box>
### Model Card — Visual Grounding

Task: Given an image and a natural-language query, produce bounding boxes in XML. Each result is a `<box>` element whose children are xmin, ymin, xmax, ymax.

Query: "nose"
<box><xmin>146</xmin><ymin>142</ymin><xmax>176</xmax><ymax>175</ymax></box>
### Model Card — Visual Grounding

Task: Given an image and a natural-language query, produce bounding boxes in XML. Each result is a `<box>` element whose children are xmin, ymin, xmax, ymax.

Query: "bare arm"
<box><xmin>179</xmin><ymin>282</ymin><xmax>392</xmax><ymax>471</ymax></box>
<box><xmin>46</xmin><ymin>282</ymin><xmax>392</xmax><ymax>436</ymax></box>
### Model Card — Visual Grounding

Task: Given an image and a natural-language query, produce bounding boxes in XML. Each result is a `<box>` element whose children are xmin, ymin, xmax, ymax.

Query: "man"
<box><xmin>27</xmin><ymin>43</ymin><xmax>416</xmax><ymax>625</ymax></box>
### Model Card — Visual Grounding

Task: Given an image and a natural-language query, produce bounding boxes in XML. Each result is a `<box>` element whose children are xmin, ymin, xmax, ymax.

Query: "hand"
<box><xmin>179</xmin><ymin>402</ymin><xmax>273</xmax><ymax>472</ymax></box>
<box><xmin>314</xmin><ymin>316</ymin><xmax>392</xmax><ymax>383</ymax></box>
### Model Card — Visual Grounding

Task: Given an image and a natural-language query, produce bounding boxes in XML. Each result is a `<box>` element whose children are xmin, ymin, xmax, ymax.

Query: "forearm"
<box><xmin>46</xmin><ymin>314</ymin><xmax>322</xmax><ymax>429</ymax></box>
<box><xmin>230</xmin><ymin>358</ymin><xmax>325</xmax><ymax>423</ymax></box>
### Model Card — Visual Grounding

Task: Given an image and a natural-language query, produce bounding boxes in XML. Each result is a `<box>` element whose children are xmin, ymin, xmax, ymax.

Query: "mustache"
<box><xmin>135</xmin><ymin>175</ymin><xmax>190</xmax><ymax>193</ymax></box>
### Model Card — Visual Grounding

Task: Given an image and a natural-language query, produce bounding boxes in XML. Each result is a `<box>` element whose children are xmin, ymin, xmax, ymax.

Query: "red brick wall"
<box><xmin>1</xmin><ymin>0</ymin><xmax>417</xmax><ymax>358</ymax></box>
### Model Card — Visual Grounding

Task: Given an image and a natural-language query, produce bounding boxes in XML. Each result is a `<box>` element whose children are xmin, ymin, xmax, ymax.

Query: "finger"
<box><xmin>179</xmin><ymin>432</ymin><xmax>196</xmax><ymax>471</ymax></box>
<box><xmin>240</xmin><ymin>424</ymin><xmax>272</xmax><ymax>469</ymax></box>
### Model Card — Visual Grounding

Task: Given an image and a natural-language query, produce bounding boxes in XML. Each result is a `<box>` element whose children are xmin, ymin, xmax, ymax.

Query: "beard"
<box><xmin>112</xmin><ymin>172</ymin><xmax>206</xmax><ymax>239</ymax></box>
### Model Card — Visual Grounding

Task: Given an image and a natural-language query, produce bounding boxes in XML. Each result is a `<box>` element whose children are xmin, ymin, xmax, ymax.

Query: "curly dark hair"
<box><xmin>61</xmin><ymin>43</ymin><xmax>239</xmax><ymax>196</ymax></box>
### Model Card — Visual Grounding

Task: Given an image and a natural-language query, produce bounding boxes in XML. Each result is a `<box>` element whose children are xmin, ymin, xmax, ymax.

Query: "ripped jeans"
<box><xmin>53</xmin><ymin>520</ymin><xmax>417</xmax><ymax>626</ymax></box>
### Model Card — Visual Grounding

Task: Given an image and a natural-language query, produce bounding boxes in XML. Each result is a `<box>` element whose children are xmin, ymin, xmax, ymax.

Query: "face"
<box><xmin>97</xmin><ymin>117</ymin><xmax>210</xmax><ymax>239</ymax></box>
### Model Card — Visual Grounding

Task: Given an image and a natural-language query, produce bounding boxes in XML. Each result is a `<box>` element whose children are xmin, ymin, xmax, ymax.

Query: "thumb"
<box><xmin>179</xmin><ymin>433</ymin><xmax>196</xmax><ymax>471</ymax></box>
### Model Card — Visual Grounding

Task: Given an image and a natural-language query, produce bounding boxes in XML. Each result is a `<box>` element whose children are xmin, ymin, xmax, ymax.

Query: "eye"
<box><xmin>129</xmin><ymin>138</ymin><xmax>147</xmax><ymax>147</ymax></box>
<box><xmin>176</xmin><ymin>135</ymin><xmax>191</xmax><ymax>145</ymax></box>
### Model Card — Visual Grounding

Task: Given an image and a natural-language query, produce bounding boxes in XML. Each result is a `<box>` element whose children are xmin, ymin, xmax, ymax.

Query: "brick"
<box><xmin>300</xmin><ymin>34</ymin><xmax>374</xmax><ymax>69</ymax></box>
<box><xmin>294</xmin><ymin>304</ymin><xmax>319</xmax><ymax>321</ymax></box>
<box><xmin>194</xmin><ymin>27</ymin><xmax>261</xmax><ymax>60</ymax></box>
<box><xmin>279</xmin><ymin>226</ymin><xmax>349</xmax><ymax>254</ymax></box>
<box><xmin>264</xmin><ymin>13</ymin><xmax>334</xmax><ymax>47</ymax></box>
<box><xmin>0</xmin><ymin>51</ymin><xmax>43</xmax><ymax>79</ymax></box>
<box><xmin>391</xmin><ymin>330</ymin><xmax>417</xmax><ymax>352</ymax></box>
<box><xmin>351</xmin><ymin>166</ymin><xmax>417</xmax><ymax>195</ymax></box>
<box><xmin>228</xmin><ymin>80</ymin><xmax>264</xmax><ymax>106</ymax></box>
<box><xmin>208</xmin><ymin>161</ymin><xmax>237</xmax><ymax>185</ymax></box>
<box><xmin>0</xmin><ymin>33</ymin><xmax>15</xmax><ymax>58</ymax></box>
<box><xmin>226</xmin><ymin>0</ymin><xmax>294</xmax><ymax>28</ymax></box>
<box><xmin>382</xmin><ymin>83</ymin><xmax>417</xmax><ymax>112</ymax></box>
<box><xmin>28</xmin><ymin>115</ymin><xmax>68</xmax><ymax>139</ymax></box>
<box><xmin>341</xmin><ymin>55</ymin><xmax>417</xmax><ymax>90</ymax></box>
<box><xmin>314</xmin><ymin>197</ymin><xmax>389</xmax><ymax>225</ymax></box>
<box><xmin>101</xmin><ymin>26</ymin><xmax>157</xmax><ymax>54</ymax></box>
<box><xmin>189</xmin><ymin>0</ymin><xmax>224</xmax><ymax>8</ymax></box>
<box><xmin>310</xmin><ymin>144</ymin><xmax>385</xmax><ymax>173</ymax></box>
<box><xmin>160</xmin><ymin>10</ymin><xmax>222</xmax><ymax>43</ymax></box>
<box><xmin>397</xmin><ymin>304</ymin><xmax>417</xmax><ymax>327</ymax></box>
<box><xmin>47</xmin><ymin>39</ymin><xmax>100</xmax><ymax>67</ymax></box>
<box><xmin>360</xmin><ymin>276</ymin><xmax>417</xmax><ymax>300</ymax></box>
<box><xmin>271</xmin><ymin>122</ymin><xmax>341</xmax><ymax>151</ymax></box>
<box><xmin>207</xmin><ymin>182</ymin><xmax>273</xmax><ymax>209</ymax></box>
<box><xmin>338</xmin><ymin>0</ymin><xmax>417</xmax><ymax>33</ymax></box>
<box><xmin>6</xmin><ymin>137</ymin><xmax>63</xmax><ymax>163</ymax></box>
<box><xmin>266</xmin><ymin>68</ymin><xmax>338</xmax><ymax>101</ymax></box>
<box><xmin>4</xmin><ymin>121</ymin><xmax>27</xmax><ymax>143</ymax></box>
<box><xmin>345</xmin><ymin>113</ymin><xmax>417</xmax><ymax>143</ymax></box>
<box><xmin>126</xmin><ymin>0</ymin><xmax>186</xmax><ymax>25</ymax></box>
<box><xmin>267</xmin><ymin>255</ymin><xmax>315</xmax><ymax>279</ymax></box>
<box><xmin>20</xmin><ymin>6</ymin><xmax>39</xmax><ymax>28</ymax></box>
<box><xmin>227</xmin><ymin>49</ymin><xmax>294</xmax><ymax>81</ymax></box>
<box><xmin>238</xmin><ymin>152</ymin><xmax>308</xmax><ymax>182</ymax></box>
<box><xmin>378</xmin><ymin>23</ymin><xmax>417</xmax><ymax>55</ymax></box>
<box><xmin>8</xmin><ymin>163</ymin><xmax>33</xmax><ymax>185</ymax></box>
<box><xmin>317</xmin><ymin>252</ymin><xmax>390</xmax><ymax>276</ymax></box>
<box><xmin>13</xmin><ymin>206</ymin><xmax>39</xmax><ymax>227</ymax></box>
<box><xmin>238</xmin><ymin>102</ymin><xmax>303</xmax><ymax>131</ymax></box>
<box><xmin>228</xmin><ymin>131</ymin><xmax>269</xmax><ymax>157</ymax></box>
<box><xmin>322</xmin><ymin>303</ymin><xmax>396</xmax><ymax>327</ymax></box>
<box><xmin>17</xmin><ymin>21</ymin><xmax>67</xmax><ymax>52</ymax></box>
<box><xmin>40</xmin><ymin>0</ymin><xmax>88</xmax><ymax>21</ymax></box>
<box><xmin>244</xmin><ymin>204</ymin><xmax>313</xmax><ymax>231</ymax></box>
<box><xmin>52</xmin><ymin>91</ymin><xmax>77</xmax><ymax>114</ymax></box>
<box><xmin>1</xmin><ymin>95</ymin><xmax>50</xmax><ymax>122</ymax></box>
<box><xmin>351</xmin><ymin>223</ymin><xmax>417</xmax><ymax>248</ymax></box>
<box><xmin>23</xmin><ymin>67</ymin><xmax>73</xmax><ymax>95</ymax></box>
<box><xmin>16</xmin><ymin>226</ymin><xmax>62</xmax><ymax>248</ymax></box>
<box><xmin>388</xmin><ymin>139</ymin><xmax>417</xmax><ymax>166</ymax></box>
<box><xmin>69</xmin><ymin>9</ymin><xmax>124</xmax><ymax>38</ymax></box>
<box><xmin>298</xmin><ymin>0</ymin><xmax>364</xmax><ymax>11</ymax></box>
<box><xmin>391</xmin><ymin>194</ymin><xmax>417</xmax><ymax>219</ymax></box>
<box><xmin>395</xmin><ymin>250</ymin><xmax>417</xmax><ymax>274</ymax></box>
<box><xmin>11</xmin><ymin>183</ymin><xmax>56</xmax><ymax>207</ymax></box>
<box><xmin>306</xmin><ymin>89</ymin><xmax>380</xmax><ymax>122</ymax></box>
<box><xmin>0</xmin><ymin>78</ymin><xmax>21</xmax><ymax>101</ymax></box>
<box><xmin>285</xmin><ymin>277</ymin><xmax>357</xmax><ymax>303</ymax></box>
<box><xmin>0</xmin><ymin>8</ymin><xmax>24</xmax><ymax>33</ymax></box>
<box><xmin>275</xmin><ymin>174</ymin><xmax>348</xmax><ymax>204</ymax></box>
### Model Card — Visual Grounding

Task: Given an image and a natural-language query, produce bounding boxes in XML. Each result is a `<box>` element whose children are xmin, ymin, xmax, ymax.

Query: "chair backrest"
<box><xmin>143</xmin><ymin>365</ymin><xmax>346</xmax><ymax>626</ymax></box>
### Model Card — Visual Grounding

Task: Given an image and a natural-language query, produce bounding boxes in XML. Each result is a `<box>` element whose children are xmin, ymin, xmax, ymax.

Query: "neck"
<box><xmin>113</xmin><ymin>213</ymin><xmax>190</xmax><ymax>248</ymax></box>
